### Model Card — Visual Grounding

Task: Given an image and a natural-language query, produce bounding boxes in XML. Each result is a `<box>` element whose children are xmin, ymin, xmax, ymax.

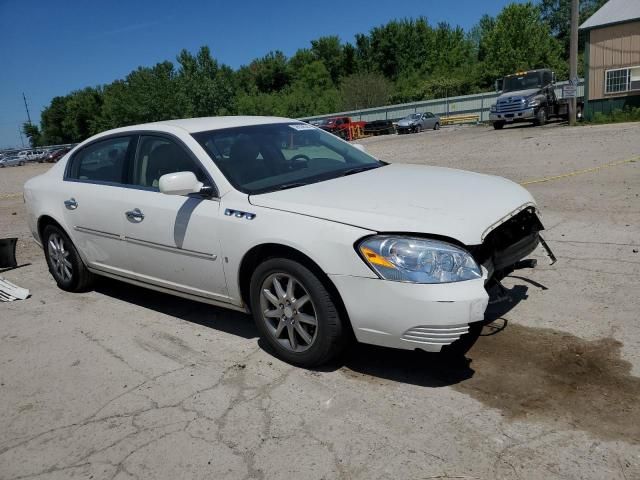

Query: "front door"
<box><xmin>121</xmin><ymin>135</ymin><xmax>229</xmax><ymax>303</ymax></box>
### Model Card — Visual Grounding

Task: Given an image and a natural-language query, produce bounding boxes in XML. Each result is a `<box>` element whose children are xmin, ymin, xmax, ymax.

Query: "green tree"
<box><xmin>481</xmin><ymin>2</ymin><xmax>565</xmax><ymax>83</ymax></box>
<box><xmin>340</xmin><ymin>72</ymin><xmax>392</xmax><ymax>110</ymax></box>
<box><xmin>250</xmin><ymin>51</ymin><xmax>291</xmax><ymax>93</ymax></box>
<box><xmin>539</xmin><ymin>0</ymin><xmax>607</xmax><ymax>57</ymax></box>
<box><xmin>22</xmin><ymin>122</ymin><xmax>42</xmax><ymax>147</ymax></box>
<box><xmin>40</xmin><ymin>96</ymin><xmax>73</xmax><ymax>145</ymax></box>
<box><xmin>176</xmin><ymin>46</ymin><xmax>236</xmax><ymax>117</ymax></box>
<box><xmin>310</xmin><ymin>36</ymin><xmax>344</xmax><ymax>84</ymax></box>
<box><xmin>98</xmin><ymin>61</ymin><xmax>183</xmax><ymax>131</ymax></box>
<box><xmin>61</xmin><ymin>87</ymin><xmax>103</xmax><ymax>141</ymax></box>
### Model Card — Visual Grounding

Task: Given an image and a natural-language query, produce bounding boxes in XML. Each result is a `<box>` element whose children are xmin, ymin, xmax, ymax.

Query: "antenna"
<box><xmin>23</xmin><ymin>92</ymin><xmax>32</xmax><ymax>125</ymax></box>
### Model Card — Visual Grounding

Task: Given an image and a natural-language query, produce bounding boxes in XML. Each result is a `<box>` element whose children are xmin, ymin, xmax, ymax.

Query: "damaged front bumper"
<box><xmin>332</xmin><ymin>206</ymin><xmax>554</xmax><ymax>353</ymax></box>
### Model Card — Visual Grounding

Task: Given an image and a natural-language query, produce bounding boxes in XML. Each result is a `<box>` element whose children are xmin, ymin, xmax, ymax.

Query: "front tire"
<box><xmin>43</xmin><ymin>225</ymin><xmax>94</xmax><ymax>292</ymax></box>
<box><xmin>534</xmin><ymin>107</ymin><xmax>547</xmax><ymax>126</ymax></box>
<box><xmin>250</xmin><ymin>258</ymin><xmax>347</xmax><ymax>367</ymax></box>
<box><xmin>493</xmin><ymin>121</ymin><xmax>505</xmax><ymax>130</ymax></box>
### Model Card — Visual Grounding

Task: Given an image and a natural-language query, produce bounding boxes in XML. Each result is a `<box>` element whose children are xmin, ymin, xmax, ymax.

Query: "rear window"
<box><xmin>67</xmin><ymin>136</ymin><xmax>133</xmax><ymax>184</ymax></box>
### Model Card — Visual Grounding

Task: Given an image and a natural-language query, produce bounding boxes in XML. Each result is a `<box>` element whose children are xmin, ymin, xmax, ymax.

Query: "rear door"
<box><xmin>120</xmin><ymin>134</ymin><xmax>229</xmax><ymax>302</ymax></box>
<box><xmin>62</xmin><ymin>135</ymin><xmax>136</xmax><ymax>274</ymax></box>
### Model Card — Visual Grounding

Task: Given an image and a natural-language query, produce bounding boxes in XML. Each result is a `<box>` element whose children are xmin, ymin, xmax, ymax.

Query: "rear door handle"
<box><xmin>64</xmin><ymin>198</ymin><xmax>78</xmax><ymax>210</ymax></box>
<box><xmin>125</xmin><ymin>208</ymin><xmax>145</xmax><ymax>222</ymax></box>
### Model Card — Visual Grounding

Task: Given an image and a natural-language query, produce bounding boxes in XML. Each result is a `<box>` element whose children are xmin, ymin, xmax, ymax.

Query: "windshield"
<box><xmin>503</xmin><ymin>73</ymin><xmax>543</xmax><ymax>93</ymax></box>
<box><xmin>193</xmin><ymin>123</ymin><xmax>383</xmax><ymax>194</ymax></box>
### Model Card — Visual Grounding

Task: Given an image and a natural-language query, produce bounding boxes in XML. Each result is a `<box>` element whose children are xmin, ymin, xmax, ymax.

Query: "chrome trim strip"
<box><xmin>74</xmin><ymin>226</ymin><xmax>217</xmax><ymax>260</ymax></box>
<box><xmin>74</xmin><ymin>226</ymin><xmax>121</xmax><ymax>240</ymax></box>
<box><xmin>124</xmin><ymin>236</ymin><xmax>217</xmax><ymax>260</ymax></box>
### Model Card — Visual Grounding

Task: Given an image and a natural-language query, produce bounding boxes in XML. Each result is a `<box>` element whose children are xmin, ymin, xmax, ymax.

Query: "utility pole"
<box><xmin>569</xmin><ymin>0</ymin><xmax>579</xmax><ymax>126</ymax></box>
<box><xmin>22</xmin><ymin>92</ymin><xmax>32</xmax><ymax>125</ymax></box>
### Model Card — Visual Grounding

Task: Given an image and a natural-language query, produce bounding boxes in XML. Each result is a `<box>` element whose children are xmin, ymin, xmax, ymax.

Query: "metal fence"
<box><xmin>302</xmin><ymin>79</ymin><xmax>585</xmax><ymax>124</ymax></box>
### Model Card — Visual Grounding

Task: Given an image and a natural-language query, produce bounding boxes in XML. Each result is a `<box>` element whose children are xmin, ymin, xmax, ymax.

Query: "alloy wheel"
<box><xmin>259</xmin><ymin>273</ymin><xmax>318</xmax><ymax>352</ymax></box>
<box><xmin>47</xmin><ymin>232</ymin><xmax>73</xmax><ymax>283</ymax></box>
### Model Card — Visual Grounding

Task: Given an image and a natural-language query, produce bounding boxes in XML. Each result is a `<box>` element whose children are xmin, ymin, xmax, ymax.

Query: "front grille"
<box><xmin>470</xmin><ymin>207</ymin><xmax>544</xmax><ymax>274</ymax></box>
<box><xmin>401</xmin><ymin>324</ymin><xmax>470</xmax><ymax>346</ymax></box>
<box><xmin>496</xmin><ymin>97</ymin><xmax>526</xmax><ymax>113</ymax></box>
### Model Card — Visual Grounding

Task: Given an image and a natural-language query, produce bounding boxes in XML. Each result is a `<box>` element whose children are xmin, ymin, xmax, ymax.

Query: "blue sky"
<box><xmin>0</xmin><ymin>0</ymin><xmax>524</xmax><ymax>148</ymax></box>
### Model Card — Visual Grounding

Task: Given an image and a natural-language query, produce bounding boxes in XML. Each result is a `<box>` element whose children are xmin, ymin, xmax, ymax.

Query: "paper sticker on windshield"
<box><xmin>289</xmin><ymin>124</ymin><xmax>316</xmax><ymax>131</ymax></box>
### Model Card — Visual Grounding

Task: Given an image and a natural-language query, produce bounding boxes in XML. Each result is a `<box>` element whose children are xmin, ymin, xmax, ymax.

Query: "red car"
<box><xmin>40</xmin><ymin>147</ymin><xmax>72</xmax><ymax>163</ymax></box>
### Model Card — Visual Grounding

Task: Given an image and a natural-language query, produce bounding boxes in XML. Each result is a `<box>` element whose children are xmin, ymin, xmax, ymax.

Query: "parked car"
<box><xmin>396</xmin><ymin>112</ymin><xmax>440</xmax><ymax>133</ymax></box>
<box><xmin>24</xmin><ymin>116</ymin><xmax>552</xmax><ymax>367</ymax></box>
<box><xmin>0</xmin><ymin>154</ymin><xmax>25</xmax><ymax>167</ymax></box>
<box><xmin>40</xmin><ymin>147</ymin><xmax>71</xmax><ymax>163</ymax></box>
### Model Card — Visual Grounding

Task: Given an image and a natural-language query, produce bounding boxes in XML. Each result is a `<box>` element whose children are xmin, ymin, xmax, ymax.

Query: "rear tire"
<box><xmin>493</xmin><ymin>122</ymin><xmax>505</xmax><ymax>130</ymax></box>
<box><xmin>250</xmin><ymin>258</ymin><xmax>347</xmax><ymax>367</ymax></box>
<box><xmin>42</xmin><ymin>224</ymin><xmax>94</xmax><ymax>292</ymax></box>
<box><xmin>434</xmin><ymin>122</ymin><xmax>440</xmax><ymax>130</ymax></box>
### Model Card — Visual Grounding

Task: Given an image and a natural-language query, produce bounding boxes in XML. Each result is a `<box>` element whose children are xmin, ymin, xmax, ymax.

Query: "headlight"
<box><xmin>527</xmin><ymin>96</ymin><xmax>539</xmax><ymax>107</ymax></box>
<box><xmin>358</xmin><ymin>236</ymin><xmax>482</xmax><ymax>284</ymax></box>
<box><xmin>490</xmin><ymin>104</ymin><xmax>497</xmax><ymax>112</ymax></box>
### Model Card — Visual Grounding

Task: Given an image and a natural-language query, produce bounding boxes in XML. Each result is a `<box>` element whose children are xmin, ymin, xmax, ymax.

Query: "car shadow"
<box><xmin>94</xmin><ymin>277</ymin><xmax>259</xmax><ymax>340</ymax></box>
<box><xmin>94</xmin><ymin>275</ymin><xmax>535</xmax><ymax>388</ymax></box>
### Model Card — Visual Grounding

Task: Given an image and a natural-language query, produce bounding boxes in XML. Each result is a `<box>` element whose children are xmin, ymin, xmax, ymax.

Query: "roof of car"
<box><xmin>117</xmin><ymin>116</ymin><xmax>299</xmax><ymax>134</ymax></box>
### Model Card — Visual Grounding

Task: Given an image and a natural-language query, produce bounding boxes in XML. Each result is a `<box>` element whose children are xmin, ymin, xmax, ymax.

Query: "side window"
<box><xmin>131</xmin><ymin>136</ymin><xmax>208</xmax><ymax>189</ymax></box>
<box><xmin>68</xmin><ymin>136</ymin><xmax>132</xmax><ymax>184</ymax></box>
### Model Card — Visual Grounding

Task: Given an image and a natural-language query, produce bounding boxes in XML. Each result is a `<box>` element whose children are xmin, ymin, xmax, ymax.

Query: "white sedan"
<box><xmin>24</xmin><ymin>116</ymin><xmax>550</xmax><ymax>367</ymax></box>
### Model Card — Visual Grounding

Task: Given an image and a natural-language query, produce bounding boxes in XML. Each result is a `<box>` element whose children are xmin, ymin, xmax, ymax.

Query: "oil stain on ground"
<box><xmin>453</xmin><ymin>322</ymin><xmax>640</xmax><ymax>444</ymax></box>
<box><xmin>341</xmin><ymin>322</ymin><xmax>640</xmax><ymax>444</ymax></box>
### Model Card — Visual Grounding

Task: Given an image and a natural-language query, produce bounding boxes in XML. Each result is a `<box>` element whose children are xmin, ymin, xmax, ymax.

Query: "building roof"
<box><xmin>580</xmin><ymin>0</ymin><xmax>640</xmax><ymax>30</ymax></box>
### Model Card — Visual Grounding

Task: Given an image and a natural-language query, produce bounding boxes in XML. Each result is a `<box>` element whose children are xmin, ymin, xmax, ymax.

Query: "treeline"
<box><xmin>25</xmin><ymin>0</ymin><xmax>606</xmax><ymax>146</ymax></box>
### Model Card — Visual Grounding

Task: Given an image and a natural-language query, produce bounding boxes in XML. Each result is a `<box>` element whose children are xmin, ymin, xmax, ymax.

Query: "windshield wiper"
<box><xmin>340</xmin><ymin>164</ymin><xmax>383</xmax><ymax>177</ymax></box>
<box><xmin>268</xmin><ymin>182</ymin><xmax>309</xmax><ymax>192</ymax></box>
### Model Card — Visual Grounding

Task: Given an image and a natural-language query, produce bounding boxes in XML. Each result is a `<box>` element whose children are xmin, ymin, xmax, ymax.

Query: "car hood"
<box><xmin>249</xmin><ymin>164</ymin><xmax>536</xmax><ymax>245</ymax></box>
<box><xmin>498</xmin><ymin>88</ymin><xmax>540</xmax><ymax>100</ymax></box>
<box><xmin>397</xmin><ymin>119</ymin><xmax>417</xmax><ymax>126</ymax></box>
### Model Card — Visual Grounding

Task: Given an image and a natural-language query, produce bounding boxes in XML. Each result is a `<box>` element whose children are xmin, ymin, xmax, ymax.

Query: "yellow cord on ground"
<box><xmin>0</xmin><ymin>192</ymin><xmax>22</xmax><ymax>200</ymax></box>
<box><xmin>520</xmin><ymin>155</ymin><xmax>638</xmax><ymax>186</ymax></box>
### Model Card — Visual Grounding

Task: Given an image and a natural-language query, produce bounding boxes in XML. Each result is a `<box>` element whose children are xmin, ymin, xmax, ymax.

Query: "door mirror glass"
<box><xmin>159</xmin><ymin>171</ymin><xmax>204</xmax><ymax>196</ymax></box>
<box><xmin>495</xmin><ymin>79</ymin><xmax>503</xmax><ymax>93</ymax></box>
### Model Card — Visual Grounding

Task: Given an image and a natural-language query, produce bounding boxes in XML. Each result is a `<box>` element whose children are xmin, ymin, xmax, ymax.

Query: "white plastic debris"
<box><xmin>0</xmin><ymin>276</ymin><xmax>30</xmax><ymax>301</ymax></box>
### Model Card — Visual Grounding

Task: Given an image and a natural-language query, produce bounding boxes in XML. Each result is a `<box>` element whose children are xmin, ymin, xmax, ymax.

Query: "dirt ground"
<box><xmin>1</xmin><ymin>121</ymin><xmax>639</xmax><ymax>479</ymax></box>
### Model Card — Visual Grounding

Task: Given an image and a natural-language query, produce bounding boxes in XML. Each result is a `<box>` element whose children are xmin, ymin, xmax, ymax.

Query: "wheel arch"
<box><xmin>238</xmin><ymin>243</ymin><xmax>354</xmax><ymax>335</ymax></box>
<box><xmin>37</xmin><ymin>215</ymin><xmax>68</xmax><ymax>243</ymax></box>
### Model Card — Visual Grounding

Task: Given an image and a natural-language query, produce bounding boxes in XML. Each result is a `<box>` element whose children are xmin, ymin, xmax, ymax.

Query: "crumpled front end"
<box><xmin>333</xmin><ymin>206</ymin><xmax>551</xmax><ymax>353</ymax></box>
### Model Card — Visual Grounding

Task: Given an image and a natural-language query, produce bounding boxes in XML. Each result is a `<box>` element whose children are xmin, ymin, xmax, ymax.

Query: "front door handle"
<box><xmin>125</xmin><ymin>208</ymin><xmax>145</xmax><ymax>222</ymax></box>
<box><xmin>64</xmin><ymin>198</ymin><xmax>78</xmax><ymax>210</ymax></box>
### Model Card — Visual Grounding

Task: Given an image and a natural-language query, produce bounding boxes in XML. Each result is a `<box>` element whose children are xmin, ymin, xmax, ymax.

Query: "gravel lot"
<box><xmin>1</xmin><ymin>121</ymin><xmax>639</xmax><ymax>479</ymax></box>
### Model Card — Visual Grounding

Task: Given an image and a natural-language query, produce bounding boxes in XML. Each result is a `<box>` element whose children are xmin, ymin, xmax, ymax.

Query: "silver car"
<box><xmin>0</xmin><ymin>155</ymin><xmax>25</xmax><ymax>167</ymax></box>
<box><xmin>396</xmin><ymin>112</ymin><xmax>441</xmax><ymax>134</ymax></box>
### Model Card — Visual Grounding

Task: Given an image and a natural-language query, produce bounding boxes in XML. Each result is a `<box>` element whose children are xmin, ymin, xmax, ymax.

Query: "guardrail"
<box><xmin>302</xmin><ymin>79</ymin><xmax>584</xmax><ymax>124</ymax></box>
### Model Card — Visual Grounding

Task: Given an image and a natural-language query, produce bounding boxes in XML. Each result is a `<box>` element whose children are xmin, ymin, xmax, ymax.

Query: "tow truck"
<box><xmin>489</xmin><ymin>69</ymin><xmax>583</xmax><ymax>129</ymax></box>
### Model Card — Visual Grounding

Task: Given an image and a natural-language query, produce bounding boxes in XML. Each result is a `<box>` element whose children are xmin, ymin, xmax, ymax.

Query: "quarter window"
<box><xmin>605</xmin><ymin>66</ymin><xmax>640</xmax><ymax>94</ymax></box>
<box><xmin>131</xmin><ymin>136</ymin><xmax>208</xmax><ymax>189</ymax></box>
<box><xmin>68</xmin><ymin>136</ymin><xmax>132</xmax><ymax>184</ymax></box>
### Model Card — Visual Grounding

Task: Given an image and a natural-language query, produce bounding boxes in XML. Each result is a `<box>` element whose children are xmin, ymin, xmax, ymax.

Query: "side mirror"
<box><xmin>159</xmin><ymin>171</ymin><xmax>204</xmax><ymax>196</ymax></box>
<box><xmin>495</xmin><ymin>79</ymin><xmax>503</xmax><ymax>93</ymax></box>
<box><xmin>352</xmin><ymin>144</ymin><xmax>366</xmax><ymax>153</ymax></box>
